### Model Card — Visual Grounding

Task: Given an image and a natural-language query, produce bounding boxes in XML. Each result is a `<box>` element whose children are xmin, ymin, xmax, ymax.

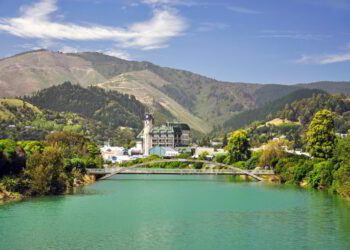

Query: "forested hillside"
<box><xmin>223</xmin><ymin>89</ymin><xmax>326</xmax><ymax>131</ymax></box>
<box><xmin>276</xmin><ymin>93</ymin><xmax>350</xmax><ymax>132</ymax></box>
<box><xmin>25</xmin><ymin>82</ymin><xmax>146</xmax><ymax>130</ymax></box>
<box><xmin>0</xmin><ymin>97</ymin><xmax>138</xmax><ymax>146</ymax></box>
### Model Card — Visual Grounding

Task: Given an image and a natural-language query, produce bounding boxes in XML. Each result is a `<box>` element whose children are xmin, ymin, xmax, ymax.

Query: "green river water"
<box><xmin>1</xmin><ymin>175</ymin><xmax>350</xmax><ymax>250</ymax></box>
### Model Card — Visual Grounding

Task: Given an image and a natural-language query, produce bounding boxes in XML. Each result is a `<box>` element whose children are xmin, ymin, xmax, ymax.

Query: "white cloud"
<box><xmin>141</xmin><ymin>0</ymin><xmax>195</xmax><ymax>6</ymax></box>
<box><xmin>0</xmin><ymin>0</ymin><xmax>187</xmax><ymax>50</ymax></box>
<box><xmin>296</xmin><ymin>53</ymin><xmax>350</xmax><ymax>64</ymax></box>
<box><xmin>260</xmin><ymin>30</ymin><xmax>329</xmax><ymax>40</ymax></box>
<box><xmin>196</xmin><ymin>22</ymin><xmax>229</xmax><ymax>32</ymax></box>
<box><xmin>102</xmin><ymin>49</ymin><xmax>132</xmax><ymax>60</ymax></box>
<box><xmin>227</xmin><ymin>6</ymin><xmax>261</xmax><ymax>14</ymax></box>
<box><xmin>60</xmin><ymin>45</ymin><xmax>80</xmax><ymax>53</ymax></box>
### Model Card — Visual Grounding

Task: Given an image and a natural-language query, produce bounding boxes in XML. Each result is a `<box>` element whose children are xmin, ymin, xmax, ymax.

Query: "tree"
<box><xmin>332</xmin><ymin>161</ymin><xmax>350</xmax><ymax>197</ymax></box>
<box><xmin>307</xmin><ymin>160</ymin><xmax>333</xmax><ymax>189</ymax></box>
<box><xmin>226</xmin><ymin>130</ymin><xmax>251</xmax><ymax>163</ymax></box>
<box><xmin>259</xmin><ymin>139</ymin><xmax>291</xmax><ymax>168</ymax></box>
<box><xmin>306</xmin><ymin>109</ymin><xmax>336</xmax><ymax>159</ymax></box>
<box><xmin>333</xmin><ymin>137</ymin><xmax>350</xmax><ymax>163</ymax></box>
<box><xmin>222</xmin><ymin>134</ymin><xmax>228</xmax><ymax>147</ymax></box>
<box><xmin>25</xmin><ymin>146</ymin><xmax>68</xmax><ymax>195</ymax></box>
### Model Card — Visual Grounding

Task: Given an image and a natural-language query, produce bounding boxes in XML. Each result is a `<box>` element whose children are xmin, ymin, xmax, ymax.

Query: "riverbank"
<box><xmin>0</xmin><ymin>186</ymin><xmax>22</xmax><ymax>204</ymax></box>
<box><xmin>0</xmin><ymin>174</ymin><xmax>97</xmax><ymax>205</ymax></box>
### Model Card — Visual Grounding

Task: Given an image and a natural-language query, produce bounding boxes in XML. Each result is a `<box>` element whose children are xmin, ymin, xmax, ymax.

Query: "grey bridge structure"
<box><xmin>87</xmin><ymin>159</ymin><xmax>275</xmax><ymax>181</ymax></box>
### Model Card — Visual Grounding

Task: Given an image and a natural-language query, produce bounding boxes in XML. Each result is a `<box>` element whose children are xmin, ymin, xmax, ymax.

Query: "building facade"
<box><xmin>138</xmin><ymin>114</ymin><xmax>191</xmax><ymax>155</ymax></box>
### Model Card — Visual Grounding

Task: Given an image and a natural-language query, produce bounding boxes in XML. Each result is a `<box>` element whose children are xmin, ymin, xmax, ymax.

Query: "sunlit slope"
<box><xmin>0</xmin><ymin>98</ymin><xmax>42</xmax><ymax>120</ymax></box>
<box><xmin>97</xmin><ymin>70</ymin><xmax>211</xmax><ymax>133</ymax></box>
<box><xmin>0</xmin><ymin>50</ymin><xmax>106</xmax><ymax>97</ymax></box>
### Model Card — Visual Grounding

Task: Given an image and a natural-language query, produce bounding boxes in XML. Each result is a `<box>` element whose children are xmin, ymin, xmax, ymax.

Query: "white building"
<box><xmin>100</xmin><ymin>145</ymin><xmax>126</xmax><ymax>163</ymax></box>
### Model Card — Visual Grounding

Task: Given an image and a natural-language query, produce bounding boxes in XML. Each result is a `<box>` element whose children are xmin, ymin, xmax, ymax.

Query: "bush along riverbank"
<box><xmin>0</xmin><ymin>131</ymin><xmax>103</xmax><ymax>204</ymax></box>
<box><xmin>214</xmin><ymin>109</ymin><xmax>350</xmax><ymax>199</ymax></box>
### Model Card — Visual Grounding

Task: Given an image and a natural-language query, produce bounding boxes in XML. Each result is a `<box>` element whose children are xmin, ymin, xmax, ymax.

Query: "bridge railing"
<box><xmin>86</xmin><ymin>168</ymin><xmax>275</xmax><ymax>175</ymax></box>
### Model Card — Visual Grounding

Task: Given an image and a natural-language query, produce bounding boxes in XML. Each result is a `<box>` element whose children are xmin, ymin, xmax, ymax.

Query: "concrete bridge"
<box><xmin>87</xmin><ymin>159</ymin><xmax>274</xmax><ymax>181</ymax></box>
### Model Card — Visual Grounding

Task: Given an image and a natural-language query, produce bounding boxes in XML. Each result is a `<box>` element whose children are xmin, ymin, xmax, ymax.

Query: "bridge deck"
<box><xmin>87</xmin><ymin>168</ymin><xmax>275</xmax><ymax>176</ymax></box>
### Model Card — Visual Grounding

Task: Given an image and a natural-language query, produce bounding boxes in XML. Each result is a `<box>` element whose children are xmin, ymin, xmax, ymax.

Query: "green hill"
<box><xmin>0</xmin><ymin>99</ymin><xmax>42</xmax><ymax>120</ymax></box>
<box><xmin>276</xmin><ymin>93</ymin><xmax>350</xmax><ymax>130</ymax></box>
<box><xmin>0</xmin><ymin>97</ymin><xmax>139</xmax><ymax>145</ymax></box>
<box><xmin>25</xmin><ymin>82</ymin><xmax>146</xmax><ymax>130</ymax></box>
<box><xmin>223</xmin><ymin>89</ymin><xmax>326</xmax><ymax>131</ymax></box>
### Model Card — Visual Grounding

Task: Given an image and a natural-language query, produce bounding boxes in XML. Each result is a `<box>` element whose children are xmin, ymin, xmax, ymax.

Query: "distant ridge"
<box><xmin>1</xmin><ymin>49</ymin><xmax>350</xmax><ymax>132</ymax></box>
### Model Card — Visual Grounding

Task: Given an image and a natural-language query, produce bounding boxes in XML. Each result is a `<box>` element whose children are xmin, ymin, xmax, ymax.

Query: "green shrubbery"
<box><xmin>0</xmin><ymin>131</ymin><xmax>102</xmax><ymax>198</ymax></box>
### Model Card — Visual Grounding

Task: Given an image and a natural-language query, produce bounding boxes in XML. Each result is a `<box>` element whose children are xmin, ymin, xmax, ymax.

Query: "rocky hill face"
<box><xmin>1</xmin><ymin>50</ymin><xmax>349</xmax><ymax>133</ymax></box>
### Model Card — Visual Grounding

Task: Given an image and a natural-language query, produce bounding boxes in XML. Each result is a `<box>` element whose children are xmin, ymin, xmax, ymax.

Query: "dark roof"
<box><xmin>168</xmin><ymin>123</ymin><xmax>190</xmax><ymax>131</ymax></box>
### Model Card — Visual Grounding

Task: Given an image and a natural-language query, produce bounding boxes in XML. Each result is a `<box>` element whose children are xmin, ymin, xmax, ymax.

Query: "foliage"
<box><xmin>234</xmin><ymin>161</ymin><xmax>246</xmax><ymax>169</ymax></box>
<box><xmin>0</xmin><ymin>140</ymin><xmax>26</xmax><ymax>177</ymax></box>
<box><xmin>307</xmin><ymin>161</ymin><xmax>334</xmax><ymax>189</ymax></box>
<box><xmin>245</xmin><ymin>151</ymin><xmax>261</xmax><ymax>170</ymax></box>
<box><xmin>249</xmin><ymin>123</ymin><xmax>301</xmax><ymax>148</ymax></box>
<box><xmin>25</xmin><ymin>82</ymin><xmax>146</xmax><ymax>130</ymax></box>
<box><xmin>214</xmin><ymin>154</ymin><xmax>227</xmax><ymax>164</ymax></box>
<box><xmin>333</xmin><ymin>137</ymin><xmax>350</xmax><ymax>162</ymax></box>
<box><xmin>226</xmin><ymin>130</ymin><xmax>251</xmax><ymax>163</ymax></box>
<box><xmin>278</xmin><ymin>93</ymin><xmax>350</xmax><ymax>126</ymax></box>
<box><xmin>258</xmin><ymin>139</ymin><xmax>291</xmax><ymax>168</ymax></box>
<box><xmin>332</xmin><ymin>162</ymin><xmax>350</xmax><ymax>198</ymax></box>
<box><xmin>223</xmin><ymin>89</ymin><xmax>325</xmax><ymax>131</ymax></box>
<box><xmin>0</xmin><ymin>132</ymin><xmax>102</xmax><ymax>197</ymax></box>
<box><xmin>25</xmin><ymin>146</ymin><xmax>68</xmax><ymax>195</ymax></box>
<box><xmin>274</xmin><ymin>156</ymin><xmax>313</xmax><ymax>184</ymax></box>
<box><xmin>0</xmin><ymin>100</ymin><xmax>138</xmax><ymax>145</ymax></box>
<box><xmin>306</xmin><ymin>109</ymin><xmax>336</xmax><ymax>159</ymax></box>
<box><xmin>111</xmin><ymin>127</ymin><xmax>136</xmax><ymax>148</ymax></box>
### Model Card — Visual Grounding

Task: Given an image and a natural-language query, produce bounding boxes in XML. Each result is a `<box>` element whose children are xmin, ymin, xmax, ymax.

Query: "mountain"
<box><xmin>223</xmin><ymin>89</ymin><xmax>326</xmax><ymax>131</ymax></box>
<box><xmin>0</xmin><ymin>50</ymin><xmax>106</xmax><ymax>97</ymax></box>
<box><xmin>1</xmin><ymin>50</ymin><xmax>350</xmax><ymax>133</ymax></box>
<box><xmin>298</xmin><ymin>81</ymin><xmax>350</xmax><ymax>96</ymax></box>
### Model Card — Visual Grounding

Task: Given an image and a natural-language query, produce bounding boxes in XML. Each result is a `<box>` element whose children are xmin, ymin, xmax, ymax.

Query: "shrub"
<box><xmin>307</xmin><ymin>161</ymin><xmax>334</xmax><ymax>189</ymax></box>
<box><xmin>332</xmin><ymin>162</ymin><xmax>350</xmax><ymax>198</ymax></box>
<box><xmin>245</xmin><ymin>152</ymin><xmax>261</xmax><ymax>170</ymax></box>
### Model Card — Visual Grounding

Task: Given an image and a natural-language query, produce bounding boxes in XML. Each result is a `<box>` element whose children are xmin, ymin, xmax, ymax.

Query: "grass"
<box><xmin>0</xmin><ymin>99</ymin><xmax>42</xmax><ymax>121</ymax></box>
<box><xmin>265</xmin><ymin>118</ymin><xmax>299</xmax><ymax>126</ymax></box>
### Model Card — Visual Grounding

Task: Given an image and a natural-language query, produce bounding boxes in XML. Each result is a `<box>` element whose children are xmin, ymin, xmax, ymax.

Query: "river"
<box><xmin>0</xmin><ymin>175</ymin><xmax>350</xmax><ymax>250</ymax></box>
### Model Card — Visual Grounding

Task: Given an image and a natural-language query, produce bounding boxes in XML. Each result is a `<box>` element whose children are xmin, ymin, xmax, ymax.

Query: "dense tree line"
<box><xmin>0</xmin><ymin>131</ymin><xmax>102</xmax><ymax>198</ymax></box>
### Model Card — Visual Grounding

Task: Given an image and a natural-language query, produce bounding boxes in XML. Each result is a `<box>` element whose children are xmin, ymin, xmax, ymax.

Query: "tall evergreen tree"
<box><xmin>226</xmin><ymin>130</ymin><xmax>251</xmax><ymax>163</ymax></box>
<box><xmin>306</xmin><ymin>109</ymin><xmax>336</xmax><ymax>159</ymax></box>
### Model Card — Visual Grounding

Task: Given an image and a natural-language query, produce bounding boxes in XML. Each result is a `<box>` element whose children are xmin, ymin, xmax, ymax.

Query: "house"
<box><xmin>100</xmin><ymin>145</ymin><xmax>126</xmax><ymax>163</ymax></box>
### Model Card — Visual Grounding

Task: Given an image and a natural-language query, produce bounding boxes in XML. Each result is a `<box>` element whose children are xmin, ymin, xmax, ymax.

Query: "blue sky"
<box><xmin>0</xmin><ymin>0</ymin><xmax>349</xmax><ymax>84</ymax></box>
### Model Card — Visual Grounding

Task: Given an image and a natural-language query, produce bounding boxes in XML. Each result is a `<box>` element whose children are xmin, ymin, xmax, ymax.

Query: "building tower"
<box><xmin>143</xmin><ymin>114</ymin><xmax>154</xmax><ymax>156</ymax></box>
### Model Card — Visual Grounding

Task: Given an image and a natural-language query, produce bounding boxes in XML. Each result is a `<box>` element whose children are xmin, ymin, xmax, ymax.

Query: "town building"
<box><xmin>149</xmin><ymin>146</ymin><xmax>180</xmax><ymax>158</ymax></box>
<box><xmin>137</xmin><ymin>114</ymin><xmax>191</xmax><ymax>156</ymax></box>
<box><xmin>100</xmin><ymin>144</ymin><xmax>127</xmax><ymax>163</ymax></box>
